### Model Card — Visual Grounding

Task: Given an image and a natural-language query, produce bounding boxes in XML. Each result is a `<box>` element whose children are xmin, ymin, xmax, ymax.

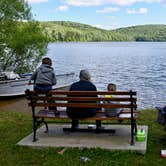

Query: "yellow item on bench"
<box><xmin>105</xmin><ymin>95</ymin><xmax>112</xmax><ymax>98</ymax></box>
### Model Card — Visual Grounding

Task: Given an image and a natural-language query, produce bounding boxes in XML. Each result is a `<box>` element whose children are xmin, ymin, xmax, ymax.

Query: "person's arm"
<box><xmin>92</xmin><ymin>83</ymin><xmax>97</xmax><ymax>91</ymax></box>
<box><xmin>52</xmin><ymin>72</ymin><xmax>57</xmax><ymax>85</ymax></box>
<box><xmin>29</xmin><ymin>71</ymin><xmax>37</xmax><ymax>85</ymax></box>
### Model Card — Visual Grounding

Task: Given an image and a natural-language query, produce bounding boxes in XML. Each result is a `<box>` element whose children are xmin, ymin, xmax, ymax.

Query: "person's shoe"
<box><xmin>54</xmin><ymin>111</ymin><xmax>59</xmax><ymax>116</ymax></box>
<box><xmin>71</xmin><ymin>125</ymin><xmax>79</xmax><ymax>129</ymax></box>
<box><xmin>71</xmin><ymin>120</ymin><xmax>79</xmax><ymax>129</ymax></box>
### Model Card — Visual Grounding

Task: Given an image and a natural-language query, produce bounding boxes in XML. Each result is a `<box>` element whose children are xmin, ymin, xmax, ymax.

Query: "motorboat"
<box><xmin>0</xmin><ymin>71</ymin><xmax>75</xmax><ymax>97</ymax></box>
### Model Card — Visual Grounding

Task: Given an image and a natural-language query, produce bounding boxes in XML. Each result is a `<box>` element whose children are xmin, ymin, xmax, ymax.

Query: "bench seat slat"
<box><xmin>35</xmin><ymin>109</ymin><xmax>139</xmax><ymax>120</ymax></box>
<box><xmin>48</xmin><ymin>91</ymin><xmax>137</xmax><ymax>95</ymax></box>
<box><xmin>30</xmin><ymin>96</ymin><xmax>137</xmax><ymax>102</ymax></box>
<box><xmin>29</xmin><ymin>102</ymin><xmax>137</xmax><ymax>109</ymax></box>
<box><xmin>41</xmin><ymin>109</ymin><xmax>139</xmax><ymax>114</ymax></box>
<box><xmin>26</xmin><ymin>90</ymin><xmax>136</xmax><ymax>96</ymax></box>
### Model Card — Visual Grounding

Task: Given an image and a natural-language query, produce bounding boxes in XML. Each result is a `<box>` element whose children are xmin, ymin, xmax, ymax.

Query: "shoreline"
<box><xmin>0</xmin><ymin>85</ymin><xmax>70</xmax><ymax>114</ymax></box>
<box><xmin>0</xmin><ymin>96</ymin><xmax>30</xmax><ymax>114</ymax></box>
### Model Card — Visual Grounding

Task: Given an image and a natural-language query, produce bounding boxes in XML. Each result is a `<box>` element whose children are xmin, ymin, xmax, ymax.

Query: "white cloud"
<box><xmin>126</xmin><ymin>7</ymin><xmax>148</xmax><ymax>14</ymax></box>
<box><xmin>109</xmin><ymin>16</ymin><xmax>116</xmax><ymax>19</ymax></box>
<box><xmin>94</xmin><ymin>23</ymin><xmax>118</xmax><ymax>30</ymax></box>
<box><xmin>57</xmin><ymin>5</ymin><xmax>69</xmax><ymax>11</ymax></box>
<box><xmin>27</xmin><ymin>0</ymin><xmax>48</xmax><ymax>3</ymax></box>
<box><xmin>96</xmin><ymin>7</ymin><xmax>119</xmax><ymax>13</ymax></box>
<box><xmin>158</xmin><ymin>0</ymin><xmax>166</xmax><ymax>4</ymax></box>
<box><xmin>65</xmin><ymin>0</ymin><xmax>102</xmax><ymax>6</ymax></box>
<box><xmin>65</xmin><ymin>0</ymin><xmax>163</xmax><ymax>6</ymax></box>
<box><xmin>139</xmin><ymin>7</ymin><xmax>148</xmax><ymax>13</ymax></box>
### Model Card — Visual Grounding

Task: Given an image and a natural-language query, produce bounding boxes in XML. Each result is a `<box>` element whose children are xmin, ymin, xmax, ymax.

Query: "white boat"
<box><xmin>0</xmin><ymin>71</ymin><xmax>75</xmax><ymax>97</ymax></box>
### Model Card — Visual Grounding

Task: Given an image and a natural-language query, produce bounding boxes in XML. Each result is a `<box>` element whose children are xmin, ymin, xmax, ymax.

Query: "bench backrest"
<box><xmin>25</xmin><ymin>90</ymin><xmax>137</xmax><ymax>110</ymax></box>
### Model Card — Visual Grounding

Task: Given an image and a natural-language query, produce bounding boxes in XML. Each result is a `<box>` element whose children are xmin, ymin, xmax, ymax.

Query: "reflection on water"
<box><xmin>48</xmin><ymin>42</ymin><xmax>166</xmax><ymax>109</ymax></box>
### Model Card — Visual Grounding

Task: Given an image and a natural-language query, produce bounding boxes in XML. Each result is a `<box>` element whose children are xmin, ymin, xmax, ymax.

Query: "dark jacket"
<box><xmin>66</xmin><ymin>80</ymin><xmax>97</xmax><ymax>119</ymax></box>
<box><xmin>70</xmin><ymin>80</ymin><xmax>97</xmax><ymax>91</ymax></box>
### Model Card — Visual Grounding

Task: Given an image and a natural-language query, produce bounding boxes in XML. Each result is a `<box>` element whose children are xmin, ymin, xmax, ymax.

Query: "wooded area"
<box><xmin>0</xmin><ymin>0</ymin><xmax>48</xmax><ymax>73</ymax></box>
<box><xmin>41</xmin><ymin>21</ymin><xmax>166</xmax><ymax>42</ymax></box>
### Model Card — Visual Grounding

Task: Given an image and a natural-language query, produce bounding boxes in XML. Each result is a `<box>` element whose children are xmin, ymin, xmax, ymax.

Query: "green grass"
<box><xmin>0</xmin><ymin>110</ymin><xmax>166</xmax><ymax>166</ymax></box>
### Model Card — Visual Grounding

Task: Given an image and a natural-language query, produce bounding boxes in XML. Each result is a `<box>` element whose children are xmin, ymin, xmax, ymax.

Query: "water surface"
<box><xmin>47</xmin><ymin>42</ymin><xmax>166</xmax><ymax>109</ymax></box>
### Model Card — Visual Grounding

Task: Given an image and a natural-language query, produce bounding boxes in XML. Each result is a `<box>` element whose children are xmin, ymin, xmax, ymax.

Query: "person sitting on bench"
<box><xmin>104</xmin><ymin>83</ymin><xmax>123</xmax><ymax>117</ymax></box>
<box><xmin>66</xmin><ymin>69</ymin><xmax>102</xmax><ymax>129</ymax></box>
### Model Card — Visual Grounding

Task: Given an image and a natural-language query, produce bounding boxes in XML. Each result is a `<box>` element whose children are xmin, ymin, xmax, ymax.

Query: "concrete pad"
<box><xmin>18</xmin><ymin>124</ymin><xmax>148</xmax><ymax>154</ymax></box>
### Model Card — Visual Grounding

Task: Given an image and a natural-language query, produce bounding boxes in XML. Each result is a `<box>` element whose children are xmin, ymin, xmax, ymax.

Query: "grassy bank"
<box><xmin>0</xmin><ymin>110</ymin><xmax>166</xmax><ymax>166</ymax></box>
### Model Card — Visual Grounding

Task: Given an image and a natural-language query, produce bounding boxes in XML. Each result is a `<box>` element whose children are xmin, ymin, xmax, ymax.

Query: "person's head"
<box><xmin>79</xmin><ymin>70</ymin><xmax>91</xmax><ymax>81</ymax></box>
<box><xmin>42</xmin><ymin>57</ymin><xmax>52</xmax><ymax>66</ymax></box>
<box><xmin>107</xmin><ymin>83</ymin><xmax>116</xmax><ymax>91</ymax></box>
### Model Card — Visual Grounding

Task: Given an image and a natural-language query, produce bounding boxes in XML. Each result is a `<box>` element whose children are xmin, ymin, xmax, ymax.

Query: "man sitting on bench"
<box><xmin>66</xmin><ymin>70</ymin><xmax>102</xmax><ymax>129</ymax></box>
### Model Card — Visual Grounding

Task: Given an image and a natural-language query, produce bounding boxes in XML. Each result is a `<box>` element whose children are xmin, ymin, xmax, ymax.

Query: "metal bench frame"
<box><xmin>25</xmin><ymin>90</ymin><xmax>139</xmax><ymax>145</ymax></box>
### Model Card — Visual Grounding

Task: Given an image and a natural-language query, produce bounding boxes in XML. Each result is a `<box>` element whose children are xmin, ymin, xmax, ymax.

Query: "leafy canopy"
<box><xmin>0</xmin><ymin>0</ymin><xmax>48</xmax><ymax>73</ymax></box>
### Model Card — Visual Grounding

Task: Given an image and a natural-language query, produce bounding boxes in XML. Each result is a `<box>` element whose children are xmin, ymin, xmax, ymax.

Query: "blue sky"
<box><xmin>27</xmin><ymin>0</ymin><xmax>166</xmax><ymax>29</ymax></box>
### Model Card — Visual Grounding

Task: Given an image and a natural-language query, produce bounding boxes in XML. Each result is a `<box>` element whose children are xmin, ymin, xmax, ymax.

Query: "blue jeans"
<box><xmin>34</xmin><ymin>84</ymin><xmax>57</xmax><ymax>111</ymax></box>
<box><xmin>34</xmin><ymin>84</ymin><xmax>52</xmax><ymax>93</ymax></box>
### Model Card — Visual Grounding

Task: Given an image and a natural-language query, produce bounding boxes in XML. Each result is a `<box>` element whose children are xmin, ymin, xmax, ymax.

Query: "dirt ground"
<box><xmin>0</xmin><ymin>86</ymin><xmax>70</xmax><ymax>114</ymax></box>
<box><xmin>0</xmin><ymin>96</ymin><xmax>30</xmax><ymax>114</ymax></box>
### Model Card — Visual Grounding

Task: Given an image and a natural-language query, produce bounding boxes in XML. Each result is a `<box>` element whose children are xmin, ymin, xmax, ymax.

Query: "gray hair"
<box><xmin>79</xmin><ymin>70</ymin><xmax>91</xmax><ymax>81</ymax></box>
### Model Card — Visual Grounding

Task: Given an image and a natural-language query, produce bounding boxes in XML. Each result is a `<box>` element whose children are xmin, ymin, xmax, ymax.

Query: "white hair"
<box><xmin>79</xmin><ymin>70</ymin><xmax>91</xmax><ymax>81</ymax></box>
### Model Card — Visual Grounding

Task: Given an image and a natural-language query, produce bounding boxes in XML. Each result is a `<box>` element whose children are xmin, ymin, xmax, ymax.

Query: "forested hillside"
<box><xmin>40</xmin><ymin>21</ymin><xmax>131</xmax><ymax>42</ymax></box>
<box><xmin>40</xmin><ymin>21</ymin><xmax>166</xmax><ymax>42</ymax></box>
<box><xmin>114</xmin><ymin>24</ymin><xmax>166</xmax><ymax>41</ymax></box>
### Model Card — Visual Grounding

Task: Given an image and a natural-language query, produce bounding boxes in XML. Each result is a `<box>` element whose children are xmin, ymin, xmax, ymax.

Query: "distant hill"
<box><xmin>40</xmin><ymin>21</ymin><xmax>166</xmax><ymax>42</ymax></box>
<box><xmin>40</xmin><ymin>21</ymin><xmax>131</xmax><ymax>42</ymax></box>
<box><xmin>114</xmin><ymin>24</ymin><xmax>166</xmax><ymax>41</ymax></box>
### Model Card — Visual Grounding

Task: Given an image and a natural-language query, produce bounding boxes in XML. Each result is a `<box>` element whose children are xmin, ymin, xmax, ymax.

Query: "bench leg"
<box><xmin>37</xmin><ymin>118</ymin><xmax>48</xmax><ymax>133</ymax></box>
<box><xmin>130</xmin><ymin>120</ymin><xmax>135</xmax><ymax>145</ymax></box>
<box><xmin>134</xmin><ymin>120</ymin><xmax>137</xmax><ymax>135</ymax></box>
<box><xmin>36</xmin><ymin>118</ymin><xmax>48</xmax><ymax>132</ymax></box>
<box><xmin>43</xmin><ymin>120</ymin><xmax>49</xmax><ymax>133</ymax></box>
<box><xmin>33</xmin><ymin>118</ymin><xmax>37</xmax><ymax>142</ymax></box>
<box><xmin>130</xmin><ymin>127</ymin><xmax>134</xmax><ymax>145</ymax></box>
<box><xmin>33</xmin><ymin>118</ymin><xmax>49</xmax><ymax>142</ymax></box>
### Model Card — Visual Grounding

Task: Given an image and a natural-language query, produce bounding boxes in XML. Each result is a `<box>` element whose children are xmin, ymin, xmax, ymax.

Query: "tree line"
<box><xmin>41</xmin><ymin>21</ymin><xmax>166</xmax><ymax>42</ymax></box>
<box><xmin>114</xmin><ymin>24</ymin><xmax>166</xmax><ymax>42</ymax></box>
<box><xmin>41</xmin><ymin>21</ymin><xmax>131</xmax><ymax>42</ymax></box>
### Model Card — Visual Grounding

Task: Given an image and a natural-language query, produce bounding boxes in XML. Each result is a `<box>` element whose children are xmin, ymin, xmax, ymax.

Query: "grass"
<box><xmin>0</xmin><ymin>109</ymin><xmax>166</xmax><ymax>166</ymax></box>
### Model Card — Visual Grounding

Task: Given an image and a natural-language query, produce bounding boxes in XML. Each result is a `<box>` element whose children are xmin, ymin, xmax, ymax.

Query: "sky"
<box><xmin>26</xmin><ymin>0</ymin><xmax>166</xmax><ymax>30</ymax></box>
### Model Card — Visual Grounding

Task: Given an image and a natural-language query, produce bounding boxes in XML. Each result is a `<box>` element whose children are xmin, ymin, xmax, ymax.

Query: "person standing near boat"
<box><xmin>29</xmin><ymin>57</ymin><xmax>58</xmax><ymax>114</ymax></box>
<box><xmin>29</xmin><ymin>57</ymin><xmax>57</xmax><ymax>92</ymax></box>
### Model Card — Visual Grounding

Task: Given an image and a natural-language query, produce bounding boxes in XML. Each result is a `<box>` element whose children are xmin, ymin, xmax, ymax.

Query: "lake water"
<box><xmin>47</xmin><ymin>42</ymin><xmax>166</xmax><ymax>109</ymax></box>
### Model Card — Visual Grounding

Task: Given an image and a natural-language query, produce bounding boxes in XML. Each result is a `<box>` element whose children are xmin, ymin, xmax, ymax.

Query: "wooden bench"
<box><xmin>25</xmin><ymin>89</ymin><xmax>139</xmax><ymax>145</ymax></box>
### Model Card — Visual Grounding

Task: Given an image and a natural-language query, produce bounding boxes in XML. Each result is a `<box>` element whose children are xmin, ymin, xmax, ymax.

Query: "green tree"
<box><xmin>0</xmin><ymin>0</ymin><xmax>48</xmax><ymax>73</ymax></box>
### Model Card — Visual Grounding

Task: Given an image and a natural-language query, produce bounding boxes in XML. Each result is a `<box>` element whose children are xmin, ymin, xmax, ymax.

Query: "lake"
<box><xmin>47</xmin><ymin>42</ymin><xmax>166</xmax><ymax>109</ymax></box>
